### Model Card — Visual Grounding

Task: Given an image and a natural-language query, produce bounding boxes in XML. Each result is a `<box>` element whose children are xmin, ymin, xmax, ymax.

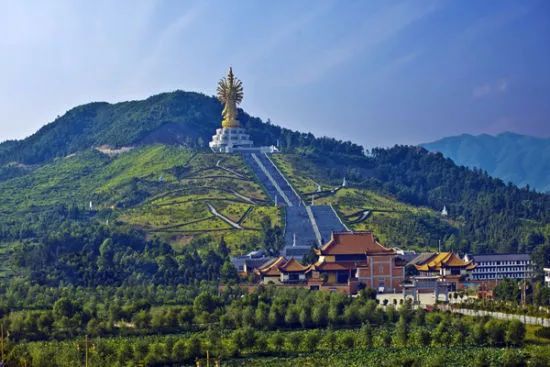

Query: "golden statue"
<box><xmin>217</xmin><ymin>67</ymin><xmax>243</xmax><ymax>128</ymax></box>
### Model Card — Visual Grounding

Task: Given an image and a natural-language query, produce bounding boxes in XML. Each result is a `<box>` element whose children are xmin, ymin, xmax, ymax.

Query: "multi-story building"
<box><xmin>307</xmin><ymin>231</ymin><xmax>406</xmax><ymax>294</ymax></box>
<box><xmin>543</xmin><ymin>267</ymin><xmax>550</xmax><ymax>288</ymax></box>
<box><xmin>469</xmin><ymin>254</ymin><xmax>533</xmax><ymax>281</ymax></box>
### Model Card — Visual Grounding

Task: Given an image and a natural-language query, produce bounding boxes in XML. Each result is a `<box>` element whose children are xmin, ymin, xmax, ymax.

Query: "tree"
<box><xmin>339</xmin><ymin>333</ymin><xmax>355</xmax><ymax>349</ymax></box>
<box><xmin>231</xmin><ymin>327</ymin><xmax>256</xmax><ymax>351</ymax></box>
<box><xmin>494</xmin><ymin>279</ymin><xmax>520</xmax><ymax>303</ymax></box>
<box><xmin>469</xmin><ymin>322</ymin><xmax>486</xmax><ymax>346</ymax></box>
<box><xmin>255</xmin><ymin>302</ymin><xmax>269</xmax><ymax>329</ymax></box>
<box><xmin>203</xmin><ymin>328</ymin><xmax>222</xmax><ymax>358</ymax></box>
<box><xmin>186</xmin><ymin>336</ymin><xmax>202</xmax><ymax>360</ymax></box>
<box><xmin>360</xmin><ymin>322</ymin><xmax>373</xmax><ymax>347</ymax></box>
<box><xmin>117</xmin><ymin>342</ymin><xmax>134</xmax><ymax>365</ymax></box>
<box><xmin>193</xmin><ymin>292</ymin><xmax>218</xmax><ymax>315</ymax></box>
<box><xmin>312</xmin><ymin>303</ymin><xmax>328</xmax><ymax>327</ymax></box>
<box><xmin>218</xmin><ymin>236</ymin><xmax>230</xmax><ymax>258</ymax></box>
<box><xmin>269</xmin><ymin>332</ymin><xmax>285</xmax><ymax>352</ymax></box>
<box><xmin>484</xmin><ymin>319</ymin><xmax>506</xmax><ymax>347</ymax></box>
<box><xmin>172</xmin><ymin>339</ymin><xmax>187</xmax><ymax>362</ymax></box>
<box><xmin>394</xmin><ymin>315</ymin><xmax>409</xmax><ymax>347</ymax></box>
<box><xmin>376</xmin><ymin>329</ymin><xmax>392</xmax><ymax>348</ymax></box>
<box><xmin>299</xmin><ymin>306</ymin><xmax>312</xmax><ymax>328</ymax></box>
<box><xmin>500</xmin><ymin>349</ymin><xmax>526</xmax><ymax>367</ymax></box>
<box><xmin>284</xmin><ymin>305</ymin><xmax>300</xmax><ymax>327</ymax></box>
<box><xmin>132</xmin><ymin>310</ymin><xmax>151</xmax><ymax>329</ymax></box>
<box><xmin>53</xmin><ymin>298</ymin><xmax>77</xmax><ymax>319</ymax></box>
<box><xmin>505</xmin><ymin>319</ymin><xmax>525</xmax><ymax>347</ymax></box>
<box><xmin>286</xmin><ymin>333</ymin><xmax>301</xmax><ymax>352</ymax></box>
<box><xmin>220</xmin><ymin>261</ymin><xmax>239</xmax><ymax>283</ymax></box>
<box><xmin>302</xmin><ymin>330</ymin><xmax>321</xmax><ymax>351</ymax></box>
<box><xmin>343</xmin><ymin>303</ymin><xmax>361</xmax><ymax>325</ymax></box>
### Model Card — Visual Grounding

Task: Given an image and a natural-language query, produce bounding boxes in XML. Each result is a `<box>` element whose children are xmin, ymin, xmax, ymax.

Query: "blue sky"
<box><xmin>0</xmin><ymin>0</ymin><xmax>549</xmax><ymax>148</ymax></box>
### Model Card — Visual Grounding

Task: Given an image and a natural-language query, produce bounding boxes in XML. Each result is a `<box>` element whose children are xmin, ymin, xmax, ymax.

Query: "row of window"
<box><xmin>474</xmin><ymin>267</ymin><xmax>531</xmax><ymax>273</ymax></box>
<box><xmin>476</xmin><ymin>260</ymin><xmax>530</xmax><ymax>266</ymax></box>
<box><xmin>473</xmin><ymin>273</ymin><xmax>531</xmax><ymax>280</ymax></box>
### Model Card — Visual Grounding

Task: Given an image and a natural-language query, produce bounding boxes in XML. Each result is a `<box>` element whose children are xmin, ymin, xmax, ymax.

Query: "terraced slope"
<box><xmin>271</xmin><ymin>154</ymin><xmax>458</xmax><ymax>250</ymax></box>
<box><xmin>0</xmin><ymin>146</ymin><xmax>281</xmax><ymax>254</ymax></box>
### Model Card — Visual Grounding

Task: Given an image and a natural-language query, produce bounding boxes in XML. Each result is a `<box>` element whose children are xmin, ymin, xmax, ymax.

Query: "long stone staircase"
<box><xmin>243</xmin><ymin>152</ymin><xmax>348</xmax><ymax>258</ymax></box>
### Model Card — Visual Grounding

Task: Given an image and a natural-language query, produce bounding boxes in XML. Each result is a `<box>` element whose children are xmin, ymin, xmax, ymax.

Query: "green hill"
<box><xmin>0</xmin><ymin>90</ymin><xmax>362</xmax><ymax>167</ymax></box>
<box><xmin>0</xmin><ymin>91</ymin><xmax>548</xmax><ymax>287</ymax></box>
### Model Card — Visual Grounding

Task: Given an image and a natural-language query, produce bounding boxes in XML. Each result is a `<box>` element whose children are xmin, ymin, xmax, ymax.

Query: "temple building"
<box><xmin>307</xmin><ymin>231</ymin><xmax>406</xmax><ymax>294</ymax></box>
<box><xmin>409</xmin><ymin>252</ymin><xmax>475</xmax><ymax>290</ymax></box>
<box><xmin>230</xmin><ymin>250</ymin><xmax>274</xmax><ymax>277</ymax></box>
<box><xmin>254</xmin><ymin>256</ymin><xmax>309</xmax><ymax>284</ymax></box>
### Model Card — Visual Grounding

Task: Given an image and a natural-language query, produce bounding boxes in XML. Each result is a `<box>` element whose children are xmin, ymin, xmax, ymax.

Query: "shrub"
<box><xmin>533</xmin><ymin>327</ymin><xmax>550</xmax><ymax>339</ymax></box>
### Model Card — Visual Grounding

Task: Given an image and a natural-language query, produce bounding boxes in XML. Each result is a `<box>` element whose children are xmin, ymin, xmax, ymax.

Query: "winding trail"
<box><xmin>206</xmin><ymin>202</ymin><xmax>243</xmax><ymax>229</ymax></box>
<box><xmin>216</xmin><ymin>159</ymin><xmax>248</xmax><ymax>179</ymax></box>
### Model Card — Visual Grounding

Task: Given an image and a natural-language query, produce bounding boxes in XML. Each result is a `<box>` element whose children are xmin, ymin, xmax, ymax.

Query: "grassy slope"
<box><xmin>2</xmin><ymin>146</ymin><xmax>524</xmax><ymax>257</ymax></box>
<box><xmin>272</xmin><ymin>154</ymin><xmax>458</xmax><ymax>250</ymax></box>
<box><xmin>0</xmin><ymin>146</ymin><xmax>281</xmax><ymax>256</ymax></box>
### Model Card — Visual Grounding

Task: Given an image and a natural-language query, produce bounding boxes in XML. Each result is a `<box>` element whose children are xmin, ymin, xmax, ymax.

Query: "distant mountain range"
<box><xmin>422</xmin><ymin>132</ymin><xmax>550</xmax><ymax>193</ymax></box>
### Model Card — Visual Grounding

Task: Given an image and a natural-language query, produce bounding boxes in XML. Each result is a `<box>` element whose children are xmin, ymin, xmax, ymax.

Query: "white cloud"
<box><xmin>472</xmin><ymin>79</ymin><xmax>509</xmax><ymax>98</ymax></box>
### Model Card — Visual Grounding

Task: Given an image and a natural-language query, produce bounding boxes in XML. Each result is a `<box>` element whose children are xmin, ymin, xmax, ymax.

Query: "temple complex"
<box><xmin>251</xmin><ymin>231</ymin><xmax>406</xmax><ymax>295</ymax></box>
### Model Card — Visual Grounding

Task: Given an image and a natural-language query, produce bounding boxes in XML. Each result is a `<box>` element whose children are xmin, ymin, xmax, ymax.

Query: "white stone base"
<box><xmin>209</xmin><ymin>127</ymin><xmax>278</xmax><ymax>153</ymax></box>
<box><xmin>209</xmin><ymin>127</ymin><xmax>253</xmax><ymax>152</ymax></box>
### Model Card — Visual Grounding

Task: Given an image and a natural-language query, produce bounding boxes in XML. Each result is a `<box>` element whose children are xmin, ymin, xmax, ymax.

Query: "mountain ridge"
<box><xmin>421</xmin><ymin>132</ymin><xmax>550</xmax><ymax>193</ymax></box>
<box><xmin>0</xmin><ymin>90</ymin><xmax>363</xmax><ymax>167</ymax></box>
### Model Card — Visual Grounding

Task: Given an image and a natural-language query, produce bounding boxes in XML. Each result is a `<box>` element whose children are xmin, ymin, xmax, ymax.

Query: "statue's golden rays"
<box><xmin>217</xmin><ymin>67</ymin><xmax>243</xmax><ymax>128</ymax></box>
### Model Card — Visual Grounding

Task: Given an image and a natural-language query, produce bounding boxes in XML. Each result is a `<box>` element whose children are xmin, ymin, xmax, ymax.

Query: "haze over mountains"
<box><xmin>422</xmin><ymin>133</ymin><xmax>550</xmax><ymax>193</ymax></box>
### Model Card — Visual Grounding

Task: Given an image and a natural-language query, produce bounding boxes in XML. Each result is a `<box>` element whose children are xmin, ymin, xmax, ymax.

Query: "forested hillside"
<box><xmin>273</xmin><ymin>147</ymin><xmax>549</xmax><ymax>257</ymax></box>
<box><xmin>0</xmin><ymin>91</ymin><xmax>549</xmax><ymax>289</ymax></box>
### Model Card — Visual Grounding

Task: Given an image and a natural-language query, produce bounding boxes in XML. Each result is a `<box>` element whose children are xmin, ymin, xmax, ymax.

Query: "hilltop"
<box><xmin>422</xmin><ymin>132</ymin><xmax>550</xmax><ymax>193</ymax></box>
<box><xmin>0</xmin><ymin>91</ymin><xmax>362</xmax><ymax>167</ymax></box>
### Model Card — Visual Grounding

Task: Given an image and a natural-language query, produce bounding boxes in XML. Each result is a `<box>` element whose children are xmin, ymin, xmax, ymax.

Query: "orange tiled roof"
<box><xmin>414</xmin><ymin>252</ymin><xmax>475</xmax><ymax>272</ymax></box>
<box><xmin>255</xmin><ymin>256</ymin><xmax>287</xmax><ymax>276</ymax></box>
<box><xmin>279</xmin><ymin>258</ymin><xmax>310</xmax><ymax>273</ymax></box>
<box><xmin>316</xmin><ymin>231</ymin><xmax>395</xmax><ymax>256</ymax></box>
<box><xmin>310</xmin><ymin>261</ymin><xmax>369</xmax><ymax>271</ymax></box>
